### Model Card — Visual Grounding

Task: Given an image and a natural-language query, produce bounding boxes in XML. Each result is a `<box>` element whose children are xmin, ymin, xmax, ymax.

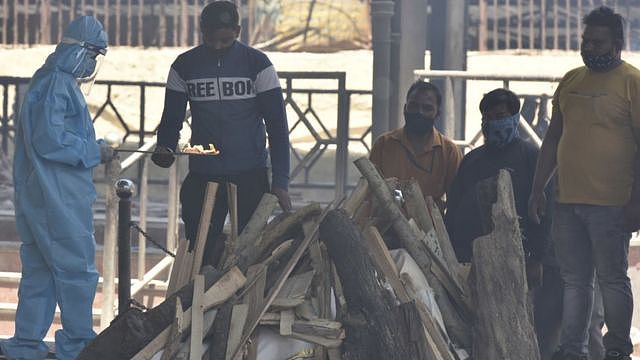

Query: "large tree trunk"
<box><xmin>470</xmin><ymin>170</ymin><xmax>540</xmax><ymax>360</ymax></box>
<box><xmin>320</xmin><ymin>209</ymin><xmax>421</xmax><ymax>360</ymax></box>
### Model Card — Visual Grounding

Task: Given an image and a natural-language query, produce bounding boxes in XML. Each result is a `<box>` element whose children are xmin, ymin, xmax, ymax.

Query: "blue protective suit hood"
<box><xmin>37</xmin><ymin>16</ymin><xmax>107</xmax><ymax>79</ymax></box>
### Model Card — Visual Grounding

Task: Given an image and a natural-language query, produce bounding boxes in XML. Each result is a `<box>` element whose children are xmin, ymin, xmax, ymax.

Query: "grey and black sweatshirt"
<box><xmin>157</xmin><ymin>41</ymin><xmax>290</xmax><ymax>190</ymax></box>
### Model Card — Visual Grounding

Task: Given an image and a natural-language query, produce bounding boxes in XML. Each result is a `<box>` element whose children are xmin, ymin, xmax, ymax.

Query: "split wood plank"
<box><xmin>279</xmin><ymin>309</ymin><xmax>295</xmax><ymax>336</ymax></box>
<box><xmin>425</xmin><ymin>196</ymin><xmax>465</xmax><ymax>284</ymax></box>
<box><xmin>160</xmin><ymin>297</ymin><xmax>184</xmax><ymax>360</ymax></box>
<box><xmin>400</xmin><ymin>273</ymin><xmax>455</xmax><ymax>360</ymax></box>
<box><xmin>341</xmin><ymin>177</ymin><xmax>369</xmax><ymax>218</ymax></box>
<box><xmin>166</xmin><ymin>239</ymin><xmax>190</xmax><ymax>296</ymax></box>
<box><xmin>271</xmin><ymin>271</ymin><xmax>315</xmax><ymax>308</ymax></box>
<box><xmin>191</xmin><ymin>182</ymin><xmax>219</xmax><ymax>279</ymax></box>
<box><xmin>244</xmin><ymin>264</ymin><xmax>267</xmax><ymax>325</ymax></box>
<box><xmin>225</xmin><ymin>304</ymin><xmax>249</xmax><ymax>360</ymax></box>
<box><xmin>190</xmin><ymin>274</ymin><xmax>205</xmax><ymax>360</ymax></box>
<box><xmin>363</xmin><ymin>226</ymin><xmax>411</xmax><ymax>303</ymax></box>
<box><xmin>203</xmin><ymin>266</ymin><xmax>247</xmax><ymax>311</ymax></box>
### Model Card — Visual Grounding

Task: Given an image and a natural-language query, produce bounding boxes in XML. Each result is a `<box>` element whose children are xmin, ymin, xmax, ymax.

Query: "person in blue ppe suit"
<box><xmin>0</xmin><ymin>16</ymin><xmax>113</xmax><ymax>360</ymax></box>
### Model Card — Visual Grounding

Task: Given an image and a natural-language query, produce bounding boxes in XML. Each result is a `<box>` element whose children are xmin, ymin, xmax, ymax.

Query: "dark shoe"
<box><xmin>604</xmin><ymin>350</ymin><xmax>632</xmax><ymax>360</ymax></box>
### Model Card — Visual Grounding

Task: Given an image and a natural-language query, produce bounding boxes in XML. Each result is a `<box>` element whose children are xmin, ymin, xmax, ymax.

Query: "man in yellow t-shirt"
<box><xmin>529</xmin><ymin>6</ymin><xmax>640</xmax><ymax>360</ymax></box>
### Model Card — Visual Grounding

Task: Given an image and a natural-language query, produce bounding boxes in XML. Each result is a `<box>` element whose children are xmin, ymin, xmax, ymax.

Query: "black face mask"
<box><xmin>404</xmin><ymin>111</ymin><xmax>435</xmax><ymax>136</ymax></box>
<box><xmin>580</xmin><ymin>50</ymin><xmax>621</xmax><ymax>71</ymax></box>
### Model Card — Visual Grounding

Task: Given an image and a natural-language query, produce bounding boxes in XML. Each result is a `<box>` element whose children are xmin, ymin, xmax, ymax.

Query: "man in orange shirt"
<box><xmin>370</xmin><ymin>81</ymin><xmax>462</xmax><ymax>208</ymax></box>
<box><xmin>529</xmin><ymin>6</ymin><xmax>640</xmax><ymax>360</ymax></box>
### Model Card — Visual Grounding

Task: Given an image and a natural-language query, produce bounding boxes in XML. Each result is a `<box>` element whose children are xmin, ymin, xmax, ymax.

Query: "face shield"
<box><xmin>61</xmin><ymin>37</ymin><xmax>107</xmax><ymax>95</ymax></box>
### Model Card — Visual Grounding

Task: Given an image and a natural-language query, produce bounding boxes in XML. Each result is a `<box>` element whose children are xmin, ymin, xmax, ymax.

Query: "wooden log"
<box><xmin>320</xmin><ymin>208</ymin><xmax>422</xmax><ymax>360</ymax></box>
<box><xmin>225</xmin><ymin>193</ymin><xmax>279</xmax><ymax>270</ymax></box>
<box><xmin>471</xmin><ymin>170</ymin><xmax>539</xmax><ymax>360</ymax></box>
<box><xmin>354</xmin><ymin>158</ymin><xmax>471</xmax><ymax>348</ymax></box>
<box><xmin>236</xmin><ymin>202</ymin><xmax>320</xmax><ymax>272</ymax></box>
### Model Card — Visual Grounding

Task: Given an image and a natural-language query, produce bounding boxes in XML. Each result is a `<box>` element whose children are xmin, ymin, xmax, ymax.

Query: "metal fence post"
<box><xmin>116</xmin><ymin>179</ymin><xmax>135</xmax><ymax>315</ymax></box>
<box><xmin>334</xmin><ymin>73</ymin><xmax>348</xmax><ymax>201</ymax></box>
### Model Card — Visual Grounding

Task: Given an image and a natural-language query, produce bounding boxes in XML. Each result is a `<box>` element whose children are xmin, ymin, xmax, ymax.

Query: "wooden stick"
<box><xmin>190</xmin><ymin>274</ymin><xmax>205</xmax><ymax>360</ymax></box>
<box><xmin>219</xmin><ymin>183</ymin><xmax>239</xmax><ymax>270</ymax></box>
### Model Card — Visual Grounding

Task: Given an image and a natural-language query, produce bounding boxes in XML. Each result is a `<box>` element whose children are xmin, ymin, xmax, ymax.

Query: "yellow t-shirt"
<box><xmin>554</xmin><ymin>62</ymin><xmax>640</xmax><ymax>206</ymax></box>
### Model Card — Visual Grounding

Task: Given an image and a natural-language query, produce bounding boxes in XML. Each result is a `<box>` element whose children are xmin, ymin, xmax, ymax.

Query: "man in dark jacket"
<box><xmin>445</xmin><ymin>88</ymin><xmax>549</xmax><ymax>283</ymax></box>
<box><xmin>151</xmin><ymin>1</ymin><xmax>290</xmax><ymax>267</ymax></box>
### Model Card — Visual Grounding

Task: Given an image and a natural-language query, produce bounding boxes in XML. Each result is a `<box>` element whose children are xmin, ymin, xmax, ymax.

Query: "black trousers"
<box><xmin>179</xmin><ymin>167</ymin><xmax>270</xmax><ymax>267</ymax></box>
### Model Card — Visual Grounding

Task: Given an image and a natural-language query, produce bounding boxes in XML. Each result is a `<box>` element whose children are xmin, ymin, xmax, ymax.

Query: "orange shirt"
<box><xmin>370</xmin><ymin>128</ymin><xmax>463</xmax><ymax>206</ymax></box>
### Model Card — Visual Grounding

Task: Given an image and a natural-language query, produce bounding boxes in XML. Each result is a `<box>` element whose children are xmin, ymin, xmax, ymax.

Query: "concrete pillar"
<box><xmin>389</xmin><ymin>0</ymin><xmax>428</xmax><ymax>131</ymax></box>
<box><xmin>429</xmin><ymin>0</ymin><xmax>467</xmax><ymax>139</ymax></box>
<box><xmin>371</xmin><ymin>0</ymin><xmax>395</xmax><ymax>141</ymax></box>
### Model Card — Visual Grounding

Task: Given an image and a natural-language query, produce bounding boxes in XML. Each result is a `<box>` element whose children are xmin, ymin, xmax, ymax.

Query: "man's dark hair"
<box><xmin>406</xmin><ymin>80</ymin><xmax>442</xmax><ymax>108</ymax></box>
<box><xmin>583</xmin><ymin>6</ymin><xmax>625</xmax><ymax>48</ymax></box>
<box><xmin>479</xmin><ymin>88</ymin><xmax>520</xmax><ymax>115</ymax></box>
<box><xmin>200</xmin><ymin>1</ymin><xmax>239</xmax><ymax>32</ymax></box>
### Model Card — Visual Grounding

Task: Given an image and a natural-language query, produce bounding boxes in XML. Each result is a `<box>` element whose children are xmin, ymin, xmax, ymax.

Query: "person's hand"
<box><xmin>272</xmin><ymin>187</ymin><xmax>292</xmax><ymax>213</ymax></box>
<box><xmin>624</xmin><ymin>200</ymin><xmax>640</xmax><ymax>232</ymax></box>
<box><xmin>526</xmin><ymin>259</ymin><xmax>543</xmax><ymax>289</ymax></box>
<box><xmin>99</xmin><ymin>141</ymin><xmax>117</xmax><ymax>163</ymax></box>
<box><xmin>528</xmin><ymin>191</ymin><xmax>547</xmax><ymax>225</ymax></box>
<box><xmin>151</xmin><ymin>146</ymin><xmax>175</xmax><ymax>168</ymax></box>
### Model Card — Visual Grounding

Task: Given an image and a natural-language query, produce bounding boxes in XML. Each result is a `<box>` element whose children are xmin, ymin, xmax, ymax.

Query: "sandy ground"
<box><xmin>3</xmin><ymin>46</ymin><xmax>640</xmax><ymax>355</ymax></box>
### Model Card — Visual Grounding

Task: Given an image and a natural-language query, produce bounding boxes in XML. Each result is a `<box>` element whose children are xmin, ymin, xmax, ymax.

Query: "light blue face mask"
<box><xmin>482</xmin><ymin>113</ymin><xmax>520</xmax><ymax>148</ymax></box>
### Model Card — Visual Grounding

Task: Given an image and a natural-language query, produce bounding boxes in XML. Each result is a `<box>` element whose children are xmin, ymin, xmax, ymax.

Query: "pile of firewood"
<box><xmin>77</xmin><ymin>159</ymin><xmax>539</xmax><ymax>360</ymax></box>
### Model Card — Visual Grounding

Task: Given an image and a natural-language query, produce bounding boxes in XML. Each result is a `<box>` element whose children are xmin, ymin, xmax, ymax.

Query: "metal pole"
<box><xmin>334</xmin><ymin>73</ymin><xmax>348</xmax><ymax>201</ymax></box>
<box><xmin>116</xmin><ymin>178</ymin><xmax>135</xmax><ymax>315</ymax></box>
<box><xmin>370</xmin><ymin>0</ymin><xmax>394</xmax><ymax>141</ymax></box>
